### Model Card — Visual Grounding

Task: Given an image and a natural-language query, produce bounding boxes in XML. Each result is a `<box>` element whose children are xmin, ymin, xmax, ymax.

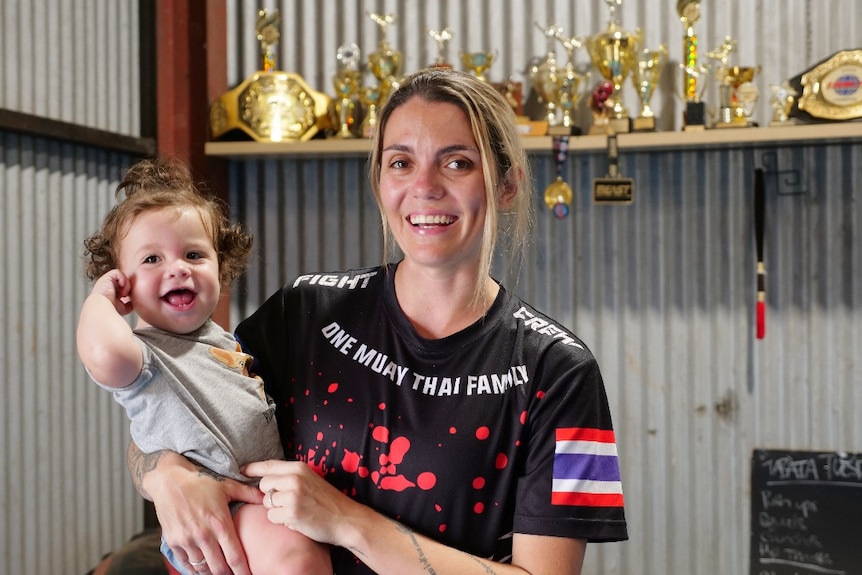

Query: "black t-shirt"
<box><xmin>235</xmin><ymin>264</ymin><xmax>627</xmax><ymax>573</ymax></box>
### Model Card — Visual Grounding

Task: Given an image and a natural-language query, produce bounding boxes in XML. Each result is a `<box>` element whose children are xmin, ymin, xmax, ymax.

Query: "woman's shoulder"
<box><xmin>500</xmin><ymin>290</ymin><xmax>595</xmax><ymax>359</ymax></box>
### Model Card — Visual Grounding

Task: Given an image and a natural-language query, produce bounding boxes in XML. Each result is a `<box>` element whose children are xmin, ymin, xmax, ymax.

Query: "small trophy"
<box><xmin>360</xmin><ymin>85</ymin><xmax>382</xmax><ymax>138</ymax></box>
<box><xmin>530</xmin><ymin>22</ymin><xmax>563</xmax><ymax>131</ymax></box>
<box><xmin>769</xmin><ymin>81</ymin><xmax>798</xmax><ymax>125</ymax></box>
<box><xmin>367</xmin><ymin>12</ymin><xmax>403</xmax><ymax>105</ymax></box>
<box><xmin>460</xmin><ymin>50</ymin><xmax>496</xmax><ymax>82</ymax></box>
<box><xmin>678</xmin><ymin>0</ymin><xmax>706</xmax><ymax>130</ymax></box>
<box><xmin>586</xmin><ymin>0</ymin><xmax>642</xmax><ymax>134</ymax></box>
<box><xmin>428</xmin><ymin>28</ymin><xmax>453</xmax><ymax>69</ymax></box>
<box><xmin>552</xmin><ymin>32</ymin><xmax>589</xmax><ymax>135</ymax></box>
<box><xmin>589</xmin><ymin>80</ymin><xmax>615</xmax><ymax>135</ymax></box>
<box><xmin>256</xmin><ymin>9</ymin><xmax>280</xmax><ymax>72</ymax></box>
<box><xmin>632</xmin><ymin>44</ymin><xmax>667</xmax><ymax>131</ymax></box>
<box><xmin>708</xmin><ymin>37</ymin><xmax>760</xmax><ymax>128</ymax></box>
<box><xmin>332</xmin><ymin>43</ymin><xmax>362</xmax><ymax>138</ymax></box>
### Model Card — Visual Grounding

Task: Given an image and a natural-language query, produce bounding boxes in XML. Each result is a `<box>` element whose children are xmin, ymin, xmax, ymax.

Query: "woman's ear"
<box><xmin>497</xmin><ymin>167</ymin><xmax>522</xmax><ymax>208</ymax></box>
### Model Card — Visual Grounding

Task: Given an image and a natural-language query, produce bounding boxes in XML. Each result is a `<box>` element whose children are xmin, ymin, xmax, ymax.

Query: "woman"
<box><xmin>133</xmin><ymin>68</ymin><xmax>627</xmax><ymax>575</ymax></box>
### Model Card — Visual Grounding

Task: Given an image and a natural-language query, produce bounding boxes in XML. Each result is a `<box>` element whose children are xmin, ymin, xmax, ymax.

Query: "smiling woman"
<box><xmin>131</xmin><ymin>69</ymin><xmax>627</xmax><ymax>575</ymax></box>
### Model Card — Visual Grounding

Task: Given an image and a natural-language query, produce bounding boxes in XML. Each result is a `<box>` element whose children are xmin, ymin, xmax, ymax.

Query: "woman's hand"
<box><xmin>129</xmin><ymin>445</ymin><xmax>262</xmax><ymax>575</ymax></box>
<box><xmin>244</xmin><ymin>460</ymin><xmax>360</xmax><ymax>548</ymax></box>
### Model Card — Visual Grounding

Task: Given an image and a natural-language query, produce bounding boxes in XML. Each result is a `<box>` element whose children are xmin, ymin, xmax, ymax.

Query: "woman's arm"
<box><xmin>127</xmin><ymin>441</ymin><xmax>263</xmax><ymax>575</ymax></box>
<box><xmin>247</xmin><ymin>460</ymin><xmax>586</xmax><ymax>575</ymax></box>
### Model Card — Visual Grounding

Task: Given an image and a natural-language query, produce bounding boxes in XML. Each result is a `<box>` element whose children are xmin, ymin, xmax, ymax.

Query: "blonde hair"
<box><xmin>369</xmin><ymin>68</ymin><xmax>533</xmax><ymax>309</ymax></box>
<box><xmin>83</xmin><ymin>156</ymin><xmax>253</xmax><ymax>286</ymax></box>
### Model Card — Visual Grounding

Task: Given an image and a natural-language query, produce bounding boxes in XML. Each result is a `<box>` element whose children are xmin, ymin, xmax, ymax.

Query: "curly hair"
<box><xmin>83</xmin><ymin>156</ymin><xmax>253</xmax><ymax>286</ymax></box>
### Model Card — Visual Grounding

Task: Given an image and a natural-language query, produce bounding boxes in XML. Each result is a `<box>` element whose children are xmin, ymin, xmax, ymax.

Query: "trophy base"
<box><xmin>713</xmin><ymin>118</ymin><xmax>750</xmax><ymax>129</ymax></box>
<box><xmin>769</xmin><ymin>118</ymin><xmax>798</xmax><ymax>127</ymax></box>
<box><xmin>589</xmin><ymin>123</ymin><xmax>610</xmax><ymax>136</ymax></box>
<box><xmin>632</xmin><ymin>117</ymin><xmax>656</xmax><ymax>132</ymax></box>
<box><xmin>683</xmin><ymin>101</ymin><xmax>706</xmax><ymax>131</ymax></box>
<box><xmin>547</xmin><ymin>125</ymin><xmax>582</xmax><ymax>137</ymax></box>
<box><xmin>608</xmin><ymin>117</ymin><xmax>631</xmax><ymax>134</ymax></box>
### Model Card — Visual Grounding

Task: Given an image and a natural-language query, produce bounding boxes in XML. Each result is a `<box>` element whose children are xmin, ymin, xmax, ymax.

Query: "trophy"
<box><xmin>585</xmin><ymin>0</ymin><xmax>642</xmax><ymax>134</ymax></box>
<box><xmin>360</xmin><ymin>85</ymin><xmax>382</xmax><ymax>138</ymax></box>
<box><xmin>552</xmin><ymin>32</ymin><xmax>590</xmax><ymax>135</ymax></box>
<box><xmin>367</xmin><ymin>12</ymin><xmax>403</xmax><ymax>105</ymax></box>
<box><xmin>632</xmin><ymin>44</ymin><xmax>667</xmax><ymax>131</ymax></box>
<box><xmin>460</xmin><ymin>50</ymin><xmax>496</xmax><ymax>82</ymax></box>
<box><xmin>530</xmin><ymin>22</ymin><xmax>563</xmax><ymax>131</ymax></box>
<box><xmin>708</xmin><ymin>37</ymin><xmax>760</xmax><ymax>127</ymax></box>
<box><xmin>332</xmin><ymin>43</ymin><xmax>362</xmax><ymax>138</ymax></box>
<box><xmin>769</xmin><ymin>81</ymin><xmax>798</xmax><ymax>125</ymax></box>
<box><xmin>678</xmin><ymin>0</ymin><xmax>706</xmax><ymax>130</ymax></box>
<box><xmin>428</xmin><ymin>28</ymin><xmax>453</xmax><ymax>69</ymax></box>
<box><xmin>589</xmin><ymin>80</ymin><xmax>615</xmax><ymax>135</ymax></box>
<box><xmin>256</xmin><ymin>9</ymin><xmax>280</xmax><ymax>72</ymax></box>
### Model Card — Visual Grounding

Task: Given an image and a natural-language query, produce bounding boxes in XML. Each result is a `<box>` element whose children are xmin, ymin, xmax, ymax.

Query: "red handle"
<box><xmin>756</xmin><ymin>299</ymin><xmax>766</xmax><ymax>339</ymax></box>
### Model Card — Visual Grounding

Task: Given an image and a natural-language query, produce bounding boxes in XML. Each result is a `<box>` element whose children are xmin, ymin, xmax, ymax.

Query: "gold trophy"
<box><xmin>367</xmin><ymin>12</ymin><xmax>403</xmax><ymax>105</ymax></box>
<box><xmin>332</xmin><ymin>43</ymin><xmax>362</xmax><ymax>138</ymax></box>
<box><xmin>428</xmin><ymin>28</ymin><xmax>453</xmax><ymax>69</ymax></box>
<box><xmin>209</xmin><ymin>9</ymin><xmax>331</xmax><ymax>142</ymax></box>
<box><xmin>632</xmin><ymin>44</ymin><xmax>667</xmax><ymax>131</ymax></box>
<box><xmin>708</xmin><ymin>37</ymin><xmax>760</xmax><ymax>127</ymax></box>
<box><xmin>360</xmin><ymin>85</ymin><xmax>382</xmax><ymax>138</ymax></box>
<box><xmin>678</xmin><ymin>0</ymin><xmax>706</xmax><ymax>130</ymax></box>
<box><xmin>769</xmin><ymin>81</ymin><xmax>798</xmax><ymax>125</ymax></box>
<box><xmin>585</xmin><ymin>0</ymin><xmax>641</xmax><ymax>134</ymax></box>
<box><xmin>553</xmin><ymin>32</ymin><xmax>590</xmax><ymax>135</ymax></box>
<box><xmin>530</xmin><ymin>22</ymin><xmax>563</xmax><ymax>131</ymax></box>
<box><xmin>460</xmin><ymin>50</ymin><xmax>496</xmax><ymax>82</ymax></box>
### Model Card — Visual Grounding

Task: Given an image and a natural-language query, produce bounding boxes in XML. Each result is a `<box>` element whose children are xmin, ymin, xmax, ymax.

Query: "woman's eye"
<box><xmin>447</xmin><ymin>158</ymin><xmax>471</xmax><ymax>170</ymax></box>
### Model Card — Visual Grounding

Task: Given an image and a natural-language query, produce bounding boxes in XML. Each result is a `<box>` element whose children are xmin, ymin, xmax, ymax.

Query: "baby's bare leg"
<box><xmin>234</xmin><ymin>503</ymin><xmax>332</xmax><ymax>575</ymax></box>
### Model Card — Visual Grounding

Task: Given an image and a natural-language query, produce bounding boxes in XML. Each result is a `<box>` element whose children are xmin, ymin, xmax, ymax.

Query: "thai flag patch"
<box><xmin>552</xmin><ymin>427</ymin><xmax>624</xmax><ymax>507</ymax></box>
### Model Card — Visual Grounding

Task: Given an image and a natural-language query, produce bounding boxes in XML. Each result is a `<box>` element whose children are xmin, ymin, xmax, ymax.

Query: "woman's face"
<box><xmin>378</xmin><ymin>96</ymin><xmax>489</xmax><ymax>275</ymax></box>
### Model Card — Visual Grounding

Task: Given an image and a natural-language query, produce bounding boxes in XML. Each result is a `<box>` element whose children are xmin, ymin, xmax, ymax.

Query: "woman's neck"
<box><xmin>393</xmin><ymin>262</ymin><xmax>498</xmax><ymax>339</ymax></box>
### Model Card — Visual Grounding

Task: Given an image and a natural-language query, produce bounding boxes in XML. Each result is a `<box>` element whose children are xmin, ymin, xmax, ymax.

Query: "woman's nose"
<box><xmin>413</xmin><ymin>165</ymin><xmax>443</xmax><ymax>198</ymax></box>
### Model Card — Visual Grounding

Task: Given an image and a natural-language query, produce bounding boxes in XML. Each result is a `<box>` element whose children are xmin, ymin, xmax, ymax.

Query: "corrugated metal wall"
<box><xmin>0</xmin><ymin>0</ymin><xmax>860</xmax><ymax>574</ymax></box>
<box><xmin>223</xmin><ymin>1</ymin><xmax>862</xmax><ymax>574</ymax></box>
<box><xmin>1</xmin><ymin>1</ymin><xmax>142</xmax><ymax>574</ymax></box>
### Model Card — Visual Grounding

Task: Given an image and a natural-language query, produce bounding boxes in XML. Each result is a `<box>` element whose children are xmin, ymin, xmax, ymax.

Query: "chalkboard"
<box><xmin>750</xmin><ymin>448</ymin><xmax>862</xmax><ymax>575</ymax></box>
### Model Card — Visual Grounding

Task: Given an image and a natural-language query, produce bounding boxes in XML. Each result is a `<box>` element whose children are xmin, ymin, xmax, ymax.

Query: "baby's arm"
<box><xmin>76</xmin><ymin>269</ymin><xmax>143</xmax><ymax>387</ymax></box>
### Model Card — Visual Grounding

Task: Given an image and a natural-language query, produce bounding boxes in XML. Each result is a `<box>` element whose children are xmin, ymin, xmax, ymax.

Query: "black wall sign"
<box><xmin>750</xmin><ymin>448</ymin><xmax>862</xmax><ymax>575</ymax></box>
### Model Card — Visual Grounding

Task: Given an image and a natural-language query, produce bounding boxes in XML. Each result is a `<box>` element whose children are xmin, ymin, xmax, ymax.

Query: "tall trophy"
<box><xmin>367</xmin><ymin>12</ymin><xmax>403</xmax><ymax>105</ymax></box>
<box><xmin>530</xmin><ymin>22</ymin><xmax>563</xmax><ymax>131</ymax></box>
<box><xmin>553</xmin><ymin>32</ymin><xmax>590</xmax><ymax>135</ymax></box>
<box><xmin>678</xmin><ymin>0</ymin><xmax>706</xmax><ymax>130</ymax></box>
<box><xmin>586</xmin><ymin>0</ymin><xmax>641</xmax><ymax>134</ymax></box>
<box><xmin>332</xmin><ymin>43</ymin><xmax>362</xmax><ymax>138</ymax></box>
<box><xmin>428</xmin><ymin>28</ymin><xmax>453</xmax><ymax>69</ymax></box>
<box><xmin>360</xmin><ymin>85</ymin><xmax>382</xmax><ymax>138</ymax></box>
<box><xmin>632</xmin><ymin>43</ymin><xmax>668</xmax><ymax>131</ymax></box>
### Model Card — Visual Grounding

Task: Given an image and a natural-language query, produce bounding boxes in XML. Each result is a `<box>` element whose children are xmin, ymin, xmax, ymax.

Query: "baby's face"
<box><xmin>118</xmin><ymin>206</ymin><xmax>220</xmax><ymax>334</ymax></box>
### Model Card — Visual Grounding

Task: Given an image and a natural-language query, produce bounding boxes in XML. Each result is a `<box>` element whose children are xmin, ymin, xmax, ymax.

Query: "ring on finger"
<box><xmin>265</xmin><ymin>488</ymin><xmax>276</xmax><ymax>508</ymax></box>
<box><xmin>190</xmin><ymin>557</ymin><xmax>207</xmax><ymax>568</ymax></box>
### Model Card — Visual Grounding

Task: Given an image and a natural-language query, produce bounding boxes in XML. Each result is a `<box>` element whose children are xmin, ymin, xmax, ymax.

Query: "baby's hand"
<box><xmin>92</xmin><ymin>269</ymin><xmax>134</xmax><ymax>316</ymax></box>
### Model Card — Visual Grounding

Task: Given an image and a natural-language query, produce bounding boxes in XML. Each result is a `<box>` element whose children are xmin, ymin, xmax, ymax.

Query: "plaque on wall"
<box><xmin>790</xmin><ymin>49</ymin><xmax>862</xmax><ymax>122</ymax></box>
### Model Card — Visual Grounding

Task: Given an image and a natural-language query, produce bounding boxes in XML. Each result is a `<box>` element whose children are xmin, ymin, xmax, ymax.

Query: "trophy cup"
<box><xmin>632</xmin><ymin>44</ymin><xmax>667</xmax><ymax>131</ymax></box>
<box><xmin>428</xmin><ymin>28</ymin><xmax>453</xmax><ymax>69</ymax></box>
<box><xmin>585</xmin><ymin>0</ymin><xmax>641</xmax><ymax>134</ymax></box>
<box><xmin>678</xmin><ymin>0</ymin><xmax>706</xmax><ymax>130</ymax></box>
<box><xmin>332</xmin><ymin>43</ymin><xmax>362</xmax><ymax>138</ymax></box>
<box><xmin>209</xmin><ymin>8</ymin><xmax>331</xmax><ymax>142</ymax></box>
<box><xmin>552</xmin><ymin>32</ymin><xmax>590</xmax><ymax>135</ymax></box>
<box><xmin>708</xmin><ymin>37</ymin><xmax>760</xmax><ymax>128</ymax></box>
<box><xmin>530</xmin><ymin>22</ymin><xmax>563</xmax><ymax>132</ymax></box>
<box><xmin>460</xmin><ymin>50</ymin><xmax>496</xmax><ymax>82</ymax></box>
<box><xmin>769</xmin><ymin>81</ymin><xmax>798</xmax><ymax>125</ymax></box>
<box><xmin>367</xmin><ymin>12</ymin><xmax>403</xmax><ymax>105</ymax></box>
<box><xmin>360</xmin><ymin>85</ymin><xmax>381</xmax><ymax>138</ymax></box>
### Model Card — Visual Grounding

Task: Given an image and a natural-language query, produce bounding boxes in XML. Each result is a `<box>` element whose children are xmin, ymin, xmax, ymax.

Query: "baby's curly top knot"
<box><xmin>117</xmin><ymin>156</ymin><xmax>200</xmax><ymax>201</ymax></box>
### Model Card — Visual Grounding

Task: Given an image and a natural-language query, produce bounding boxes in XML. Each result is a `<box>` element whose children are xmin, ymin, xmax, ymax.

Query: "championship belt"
<box><xmin>209</xmin><ymin>71</ymin><xmax>331</xmax><ymax>142</ymax></box>
<box><xmin>792</xmin><ymin>49</ymin><xmax>862</xmax><ymax>122</ymax></box>
<box><xmin>209</xmin><ymin>9</ymin><xmax>332</xmax><ymax>142</ymax></box>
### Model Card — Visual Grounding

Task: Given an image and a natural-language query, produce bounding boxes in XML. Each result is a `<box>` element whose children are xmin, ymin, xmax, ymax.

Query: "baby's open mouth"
<box><xmin>163</xmin><ymin>289</ymin><xmax>196</xmax><ymax>307</ymax></box>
